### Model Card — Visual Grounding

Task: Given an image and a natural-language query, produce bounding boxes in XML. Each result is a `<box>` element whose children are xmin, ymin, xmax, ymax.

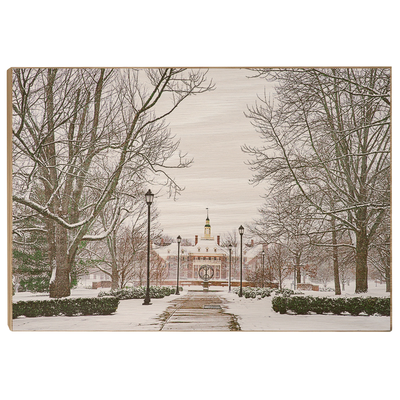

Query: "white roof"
<box><xmin>155</xmin><ymin>238</ymin><xmax>227</xmax><ymax>259</ymax></box>
<box><xmin>191</xmin><ymin>239</ymin><xmax>226</xmax><ymax>254</ymax></box>
<box><xmin>155</xmin><ymin>240</ymin><xmax>263</xmax><ymax>260</ymax></box>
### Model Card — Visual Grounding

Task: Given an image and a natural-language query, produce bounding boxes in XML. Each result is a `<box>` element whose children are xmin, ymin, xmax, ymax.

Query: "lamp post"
<box><xmin>261</xmin><ymin>250</ymin><xmax>265</xmax><ymax>288</ymax></box>
<box><xmin>239</xmin><ymin>225</ymin><xmax>244</xmax><ymax>297</ymax></box>
<box><xmin>143</xmin><ymin>189</ymin><xmax>154</xmax><ymax>306</ymax></box>
<box><xmin>228</xmin><ymin>244</ymin><xmax>232</xmax><ymax>292</ymax></box>
<box><xmin>176</xmin><ymin>235</ymin><xmax>181</xmax><ymax>295</ymax></box>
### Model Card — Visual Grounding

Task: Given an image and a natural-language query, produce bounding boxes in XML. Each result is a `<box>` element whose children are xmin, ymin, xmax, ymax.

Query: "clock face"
<box><xmin>198</xmin><ymin>265</ymin><xmax>215</xmax><ymax>281</ymax></box>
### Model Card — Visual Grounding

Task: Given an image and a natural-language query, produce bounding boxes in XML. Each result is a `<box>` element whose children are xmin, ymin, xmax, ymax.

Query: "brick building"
<box><xmin>155</xmin><ymin>210</ymin><xmax>228</xmax><ymax>283</ymax></box>
<box><xmin>155</xmin><ymin>210</ymin><xmax>265</xmax><ymax>286</ymax></box>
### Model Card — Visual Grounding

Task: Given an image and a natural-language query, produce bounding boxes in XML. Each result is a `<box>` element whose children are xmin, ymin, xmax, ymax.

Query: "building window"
<box><xmin>214</xmin><ymin>248</ymin><xmax>217</xmax><ymax>252</ymax></box>
<box><xmin>206</xmin><ymin>247</ymin><xmax>209</xmax><ymax>252</ymax></box>
<box><xmin>198</xmin><ymin>248</ymin><xmax>200</xmax><ymax>252</ymax></box>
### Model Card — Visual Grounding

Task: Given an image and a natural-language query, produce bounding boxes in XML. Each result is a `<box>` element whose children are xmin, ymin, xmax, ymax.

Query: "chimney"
<box><xmin>217</xmin><ymin>235</ymin><xmax>220</xmax><ymax>245</ymax></box>
<box><xmin>251</xmin><ymin>239</ymin><xmax>254</xmax><ymax>247</ymax></box>
<box><xmin>195</xmin><ymin>235</ymin><xmax>198</xmax><ymax>245</ymax></box>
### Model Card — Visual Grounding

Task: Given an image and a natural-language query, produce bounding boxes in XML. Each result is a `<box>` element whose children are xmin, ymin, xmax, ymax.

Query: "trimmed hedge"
<box><xmin>98</xmin><ymin>286</ymin><xmax>181</xmax><ymax>300</ymax></box>
<box><xmin>13</xmin><ymin>297</ymin><xmax>120</xmax><ymax>319</ymax></box>
<box><xmin>272</xmin><ymin>296</ymin><xmax>390</xmax><ymax>316</ymax></box>
<box><xmin>232</xmin><ymin>287</ymin><xmax>274</xmax><ymax>298</ymax></box>
<box><xmin>233</xmin><ymin>287</ymin><xmax>302</xmax><ymax>298</ymax></box>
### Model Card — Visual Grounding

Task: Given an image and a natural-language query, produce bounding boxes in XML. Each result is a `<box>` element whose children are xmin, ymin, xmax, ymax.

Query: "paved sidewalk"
<box><xmin>158</xmin><ymin>290</ymin><xmax>240</xmax><ymax>331</ymax></box>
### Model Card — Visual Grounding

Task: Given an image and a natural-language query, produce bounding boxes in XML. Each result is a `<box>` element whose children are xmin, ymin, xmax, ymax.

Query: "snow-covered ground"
<box><xmin>220</xmin><ymin>293</ymin><xmax>390</xmax><ymax>332</ymax></box>
<box><xmin>221</xmin><ymin>280</ymin><xmax>390</xmax><ymax>331</ymax></box>
<box><xmin>12</xmin><ymin>288</ymin><xmax>181</xmax><ymax>331</ymax></box>
<box><xmin>11</xmin><ymin>281</ymin><xmax>391</xmax><ymax>331</ymax></box>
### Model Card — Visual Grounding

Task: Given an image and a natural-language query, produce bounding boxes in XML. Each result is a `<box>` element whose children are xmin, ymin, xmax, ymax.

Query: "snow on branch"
<box><xmin>81</xmin><ymin>206</ymin><xmax>121</xmax><ymax>241</ymax></box>
<box><xmin>13</xmin><ymin>194</ymin><xmax>93</xmax><ymax>230</ymax></box>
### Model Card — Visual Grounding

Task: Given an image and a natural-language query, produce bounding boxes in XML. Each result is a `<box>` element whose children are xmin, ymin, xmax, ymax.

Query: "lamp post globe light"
<box><xmin>238</xmin><ymin>225</ymin><xmax>244</xmax><ymax>297</ymax></box>
<box><xmin>143</xmin><ymin>189</ymin><xmax>154</xmax><ymax>306</ymax></box>
<box><xmin>228</xmin><ymin>244</ymin><xmax>233</xmax><ymax>293</ymax></box>
<box><xmin>176</xmin><ymin>235</ymin><xmax>181</xmax><ymax>295</ymax></box>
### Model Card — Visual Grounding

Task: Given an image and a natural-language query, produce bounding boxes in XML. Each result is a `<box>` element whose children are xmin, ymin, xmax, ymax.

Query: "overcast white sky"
<box><xmin>153</xmin><ymin>68</ymin><xmax>275</xmax><ymax>241</ymax></box>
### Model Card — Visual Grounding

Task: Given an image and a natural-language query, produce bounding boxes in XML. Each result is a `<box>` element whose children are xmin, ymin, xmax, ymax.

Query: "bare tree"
<box><xmin>243</xmin><ymin>68</ymin><xmax>390</xmax><ymax>293</ymax></box>
<box><xmin>12</xmin><ymin>68</ymin><xmax>214</xmax><ymax>297</ymax></box>
<box><xmin>221</xmin><ymin>229</ymin><xmax>240</xmax><ymax>280</ymax></box>
<box><xmin>368</xmin><ymin>219</ymin><xmax>390</xmax><ymax>292</ymax></box>
<box><xmin>249</xmin><ymin>188</ymin><xmax>314</xmax><ymax>287</ymax></box>
<box><xmin>265</xmin><ymin>243</ymin><xmax>292</xmax><ymax>289</ymax></box>
<box><xmin>150</xmin><ymin>251</ymin><xmax>169</xmax><ymax>286</ymax></box>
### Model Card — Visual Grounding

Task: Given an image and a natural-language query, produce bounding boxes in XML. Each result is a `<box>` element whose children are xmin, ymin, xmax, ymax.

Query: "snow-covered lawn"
<box><xmin>219</xmin><ymin>281</ymin><xmax>390</xmax><ymax>331</ymax></box>
<box><xmin>12</xmin><ymin>288</ymin><xmax>183</xmax><ymax>331</ymax></box>
<box><xmin>11</xmin><ymin>281</ymin><xmax>391</xmax><ymax>331</ymax></box>
<box><xmin>220</xmin><ymin>292</ymin><xmax>390</xmax><ymax>331</ymax></box>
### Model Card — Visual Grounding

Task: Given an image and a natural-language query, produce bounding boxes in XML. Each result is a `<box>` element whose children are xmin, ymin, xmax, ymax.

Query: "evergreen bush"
<box><xmin>271</xmin><ymin>296</ymin><xmax>288</xmax><ymax>314</ymax></box>
<box><xmin>97</xmin><ymin>286</ymin><xmax>182</xmax><ymax>300</ymax></box>
<box><xmin>13</xmin><ymin>297</ymin><xmax>119</xmax><ymax>318</ymax></box>
<box><xmin>271</xmin><ymin>295</ymin><xmax>390</xmax><ymax>316</ymax></box>
<box><xmin>236</xmin><ymin>287</ymin><xmax>273</xmax><ymax>298</ymax></box>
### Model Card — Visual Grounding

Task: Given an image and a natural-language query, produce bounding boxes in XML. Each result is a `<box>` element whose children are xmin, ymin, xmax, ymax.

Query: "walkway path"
<box><xmin>158</xmin><ymin>290</ymin><xmax>240</xmax><ymax>331</ymax></box>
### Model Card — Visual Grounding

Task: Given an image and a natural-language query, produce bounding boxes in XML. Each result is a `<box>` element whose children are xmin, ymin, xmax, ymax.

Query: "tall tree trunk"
<box><xmin>385</xmin><ymin>265</ymin><xmax>390</xmax><ymax>293</ymax></box>
<box><xmin>355</xmin><ymin>227</ymin><xmax>369</xmax><ymax>293</ymax></box>
<box><xmin>49</xmin><ymin>225</ymin><xmax>70</xmax><ymax>298</ymax></box>
<box><xmin>107</xmin><ymin>230</ymin><xmax>119</xmax><ymax>289</ymax></box>
<box><xmin>385</xmin><ymin>246</ymin><xmax>391</xmax><ymax>293</ymax></box>
<box><xmin>111</xmin><ymin>264</ymin><xmax>119</xmax><ymax>289</ymax></box>
<box><xmin>295</xmin><ymin>254</ymin><xmax>301</xmax><ymax>284</ymax></box>
<box><xmin>331</xmin><ymin>217</ymin><xmax>341</xmax><ymax>295</ymax></box>
<box><xmin>46</xmin><ymin>219</ymin><xmax>56</xmax><ymax>286</ymax></box>
<box><xmin>44</xmin><ymin>68</ymin><xmax>64</xmax><ymax>297</ymax></box>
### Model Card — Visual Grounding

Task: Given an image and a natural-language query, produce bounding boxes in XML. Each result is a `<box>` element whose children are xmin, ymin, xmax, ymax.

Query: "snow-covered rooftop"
<box><xmin>155</xmin><ymin>238</ymin><xmax>227</xmax><ymax>259</ymax></box>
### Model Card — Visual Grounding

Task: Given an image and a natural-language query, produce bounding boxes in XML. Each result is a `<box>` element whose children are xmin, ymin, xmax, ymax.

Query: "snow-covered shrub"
<box><xmin>271</xmin><ymin>296</ymin><xmax>390</xmax><ymax>316</ymax></box>
<box><xmin>13</xmin><ymin>297</ymin><xmax>120</xmax><ymax>318</ymax></box>
<box><xmin>374</xmin><ymin>297</ymin><xmax>391</xmax><ymax>316</ymax></box>
<box><xmin>98</xmin><ymin>287</ymin><xmax>145</xmax><ymax>299</ymax></box>
<box><xmin>329</xmin><ymin>297</ymin><xmax>347</xmax><ymax>315</ymax></box>
<box><xmin>345</xmin><ymin>297</ymin><xmax>365</xmax><ymax>316</ymax></box>
<box><xmin>320</xmin><ymin>287</ymin><xmax>335</xmax><ymax>292</ymax></box>
<box><xmin>244</xmin><ymin>289</ymin><xmax>256</xmax><ymax>298</ymax></box>
<box><xmin>97</xmin><ymin>286</ymin><xmax>181</xmax><ymax>300</ymax></box>
<box><xmin>288</xmin><ymin>296</ymin><xmax>310</xmax><ymax>314</ymax></box>
<box><xmin>258</xmin><ymin>288</ymin><xmax>274</xmax><ymax>297</ymax></box>
<box><xmin>273</xmin><ymin>288</ymin><xmax>296</xmax><ymax>297</ymax></box>
<box><xmin>236</xmin><ymin>287</ymin><xmax>273</xmax><ymax>299</ymax></box>
<box><xmin>272</xmin><ymin>296</ymin><xmax>288</xmax><ymax>314</ymax></box>
<box><xmin>310</xmin><ymin>297</ymin><xmax>331</xmax><ymax>314</ymax></box>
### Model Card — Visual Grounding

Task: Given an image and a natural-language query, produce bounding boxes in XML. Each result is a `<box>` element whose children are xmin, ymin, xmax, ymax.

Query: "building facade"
<box><xmin>155</xmin><ymin>210</ymin><xmax>229</xmax><ymax>283</ymax></box>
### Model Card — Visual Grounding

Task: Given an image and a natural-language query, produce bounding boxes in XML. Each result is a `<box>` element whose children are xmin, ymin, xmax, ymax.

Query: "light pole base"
<box><xmin>142</xmin><ymin>296</ymin><xmax>152</xmax><ymax>305</ymax></box>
